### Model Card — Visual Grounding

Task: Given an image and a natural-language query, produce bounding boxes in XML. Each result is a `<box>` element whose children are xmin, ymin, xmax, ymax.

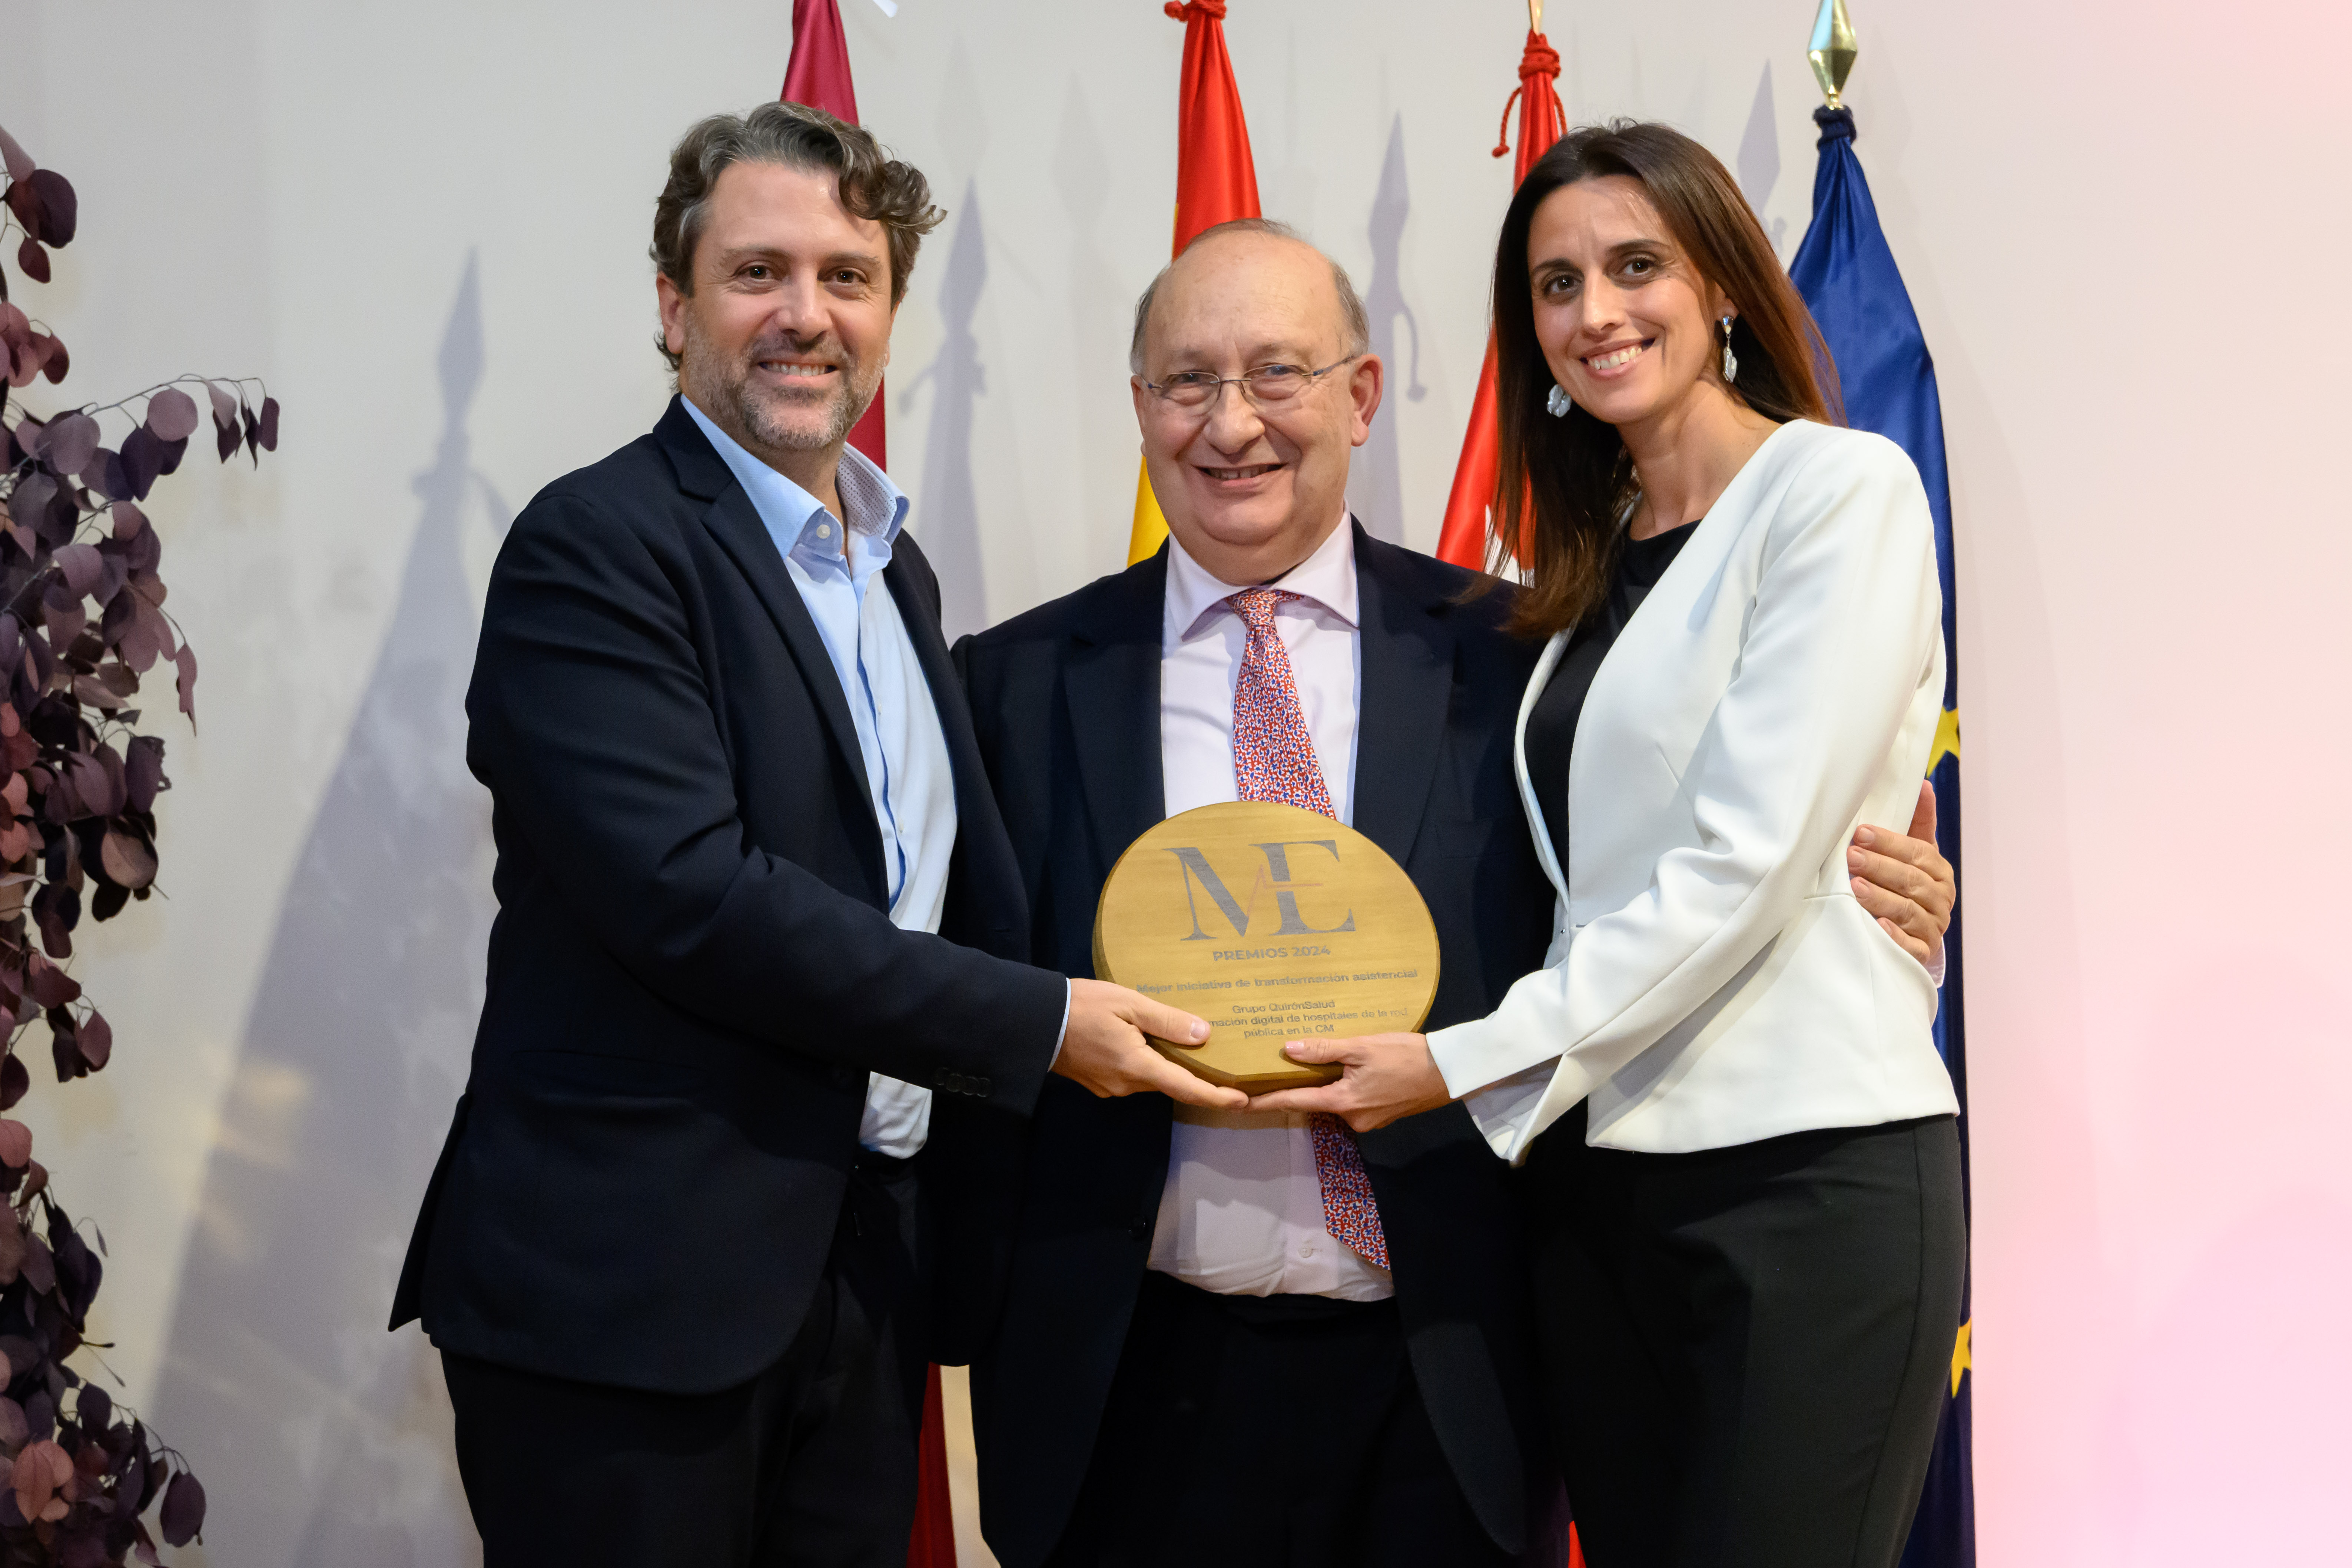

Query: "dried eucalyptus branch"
<box><xmin>0</xmin><ymin>118</ymin><xmax>284</xmax><ymax>1567</ymax></box>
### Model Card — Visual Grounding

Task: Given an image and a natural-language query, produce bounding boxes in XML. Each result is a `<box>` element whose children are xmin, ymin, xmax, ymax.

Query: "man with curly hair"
<box><xmin>390</xmin><ymin>102</ymin><xmax>1235</xmax><ymax>1567</ymax></box>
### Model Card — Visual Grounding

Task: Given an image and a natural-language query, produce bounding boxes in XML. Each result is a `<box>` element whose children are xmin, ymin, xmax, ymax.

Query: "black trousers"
<box><xmin>1525</xmin><ymin>1108</ymin><xmax>1965</xmax><ymax>1568</ymax></box>
<box><xmin>442</xmin><ymin>1152</ymin><xmax>929</xmax><ymax>1568</ymax></box>
<box><xmin>1046</xmin><ymin>1270</ymin><xmax>1513</xmax><ymax>1568</ymax></box>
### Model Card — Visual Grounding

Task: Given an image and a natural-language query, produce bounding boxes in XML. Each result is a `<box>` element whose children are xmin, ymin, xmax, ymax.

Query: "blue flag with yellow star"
<box><xmin>1789</xmin><ymin>103</ymin><xmax>1974</xmax><ymax>1568</ymax></box>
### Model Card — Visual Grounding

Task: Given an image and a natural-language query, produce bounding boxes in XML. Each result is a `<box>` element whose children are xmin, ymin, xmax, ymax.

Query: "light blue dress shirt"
<box><xmin>682</xmin><ymin>399</ymin><xmax>955</xmax><ymax>1157</ymax></box>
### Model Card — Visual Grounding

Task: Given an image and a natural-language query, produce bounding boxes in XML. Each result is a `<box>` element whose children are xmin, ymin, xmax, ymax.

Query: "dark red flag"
<box><xmin>782</xmin><ymin>0</ymin><xmax>888</xmax><ymax>469</ymax></box>
<box><xmin>782</xmin><ymin>23</ymin><xmax>949</xmax><ymax>1564</ymax></box>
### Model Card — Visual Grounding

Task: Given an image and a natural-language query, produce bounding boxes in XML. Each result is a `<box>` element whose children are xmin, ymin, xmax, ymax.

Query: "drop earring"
<box><xmin>1546</xmin><ymin>384</ymin><xmax>1573</xmax><ymax>417</ymax></box>
<box><xmin>1719</xmin><ymin>316</ymin><xmax>1739</xmax><ymax>384</ymax></box>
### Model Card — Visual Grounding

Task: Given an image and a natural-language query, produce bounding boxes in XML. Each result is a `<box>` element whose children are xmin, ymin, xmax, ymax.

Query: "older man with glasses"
<box><xmin>956</xmin><ymin>217</ymin><xmax>1962</xmax><ymax>1568</ymax></box>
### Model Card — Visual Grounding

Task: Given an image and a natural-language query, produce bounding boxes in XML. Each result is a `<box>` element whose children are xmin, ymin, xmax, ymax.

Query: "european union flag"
<box><xmin>1789</xmin><ymin>104</ymin><xmax>1974</xmax><ymax>1568</ymax></box>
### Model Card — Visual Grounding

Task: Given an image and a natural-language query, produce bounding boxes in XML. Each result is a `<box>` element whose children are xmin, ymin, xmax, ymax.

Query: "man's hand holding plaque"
<box><xmin>1054</xmin><ymin>979</ymin><xmax>1249</xmax><ymax>1111</ymax></box>
<box><xmin>1093</xmin><ymin>802</ymin><xmax>1442</xmax><ymax>1093</ymax></box>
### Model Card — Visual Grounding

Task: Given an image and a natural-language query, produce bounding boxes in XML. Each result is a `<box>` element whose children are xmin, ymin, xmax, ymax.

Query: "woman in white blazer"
<box><xmin>1251</xmin><ymin>123</ymin><xmax>1965</xmax><ymax>1568</ymax></box>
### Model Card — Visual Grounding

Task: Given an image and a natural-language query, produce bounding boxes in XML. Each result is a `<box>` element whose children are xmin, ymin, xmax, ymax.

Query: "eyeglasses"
<box><xmin>1139</xmin><ymin>355</ymin><xmax>1361</xmax><ymax>414</ymax></box>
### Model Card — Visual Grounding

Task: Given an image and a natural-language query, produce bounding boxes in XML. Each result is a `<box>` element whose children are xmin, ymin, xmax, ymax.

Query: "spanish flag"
<box><xmin>1127</xmin><ymin>0</ymin><xmax>1263</xmax><ymax>564</ymax></box>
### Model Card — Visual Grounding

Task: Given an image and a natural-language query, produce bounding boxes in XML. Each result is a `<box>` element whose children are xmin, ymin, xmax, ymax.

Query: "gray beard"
<box><xmin>680</xmin><ymin>313</ymin><xmax>878</xmax><ymax>456</ymax></box>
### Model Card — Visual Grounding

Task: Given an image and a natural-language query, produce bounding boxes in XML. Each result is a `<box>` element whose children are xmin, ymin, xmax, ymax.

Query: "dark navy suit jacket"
<box><xmin>390</xmin><ymin>399</ymin><xmax>1067</xmax><ymax>1392</ymax></box>
<box><xmin>953</xmin><ymin>524</ymin><xmax>1558</xmax><ymax>1565</ymax></box>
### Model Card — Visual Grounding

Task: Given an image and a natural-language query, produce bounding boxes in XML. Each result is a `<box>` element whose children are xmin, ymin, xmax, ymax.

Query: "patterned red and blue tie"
<box><xmin>1224</xmin><ymin>587</ymin><xmax>1390</xmax><ymax>1272</ymax></box>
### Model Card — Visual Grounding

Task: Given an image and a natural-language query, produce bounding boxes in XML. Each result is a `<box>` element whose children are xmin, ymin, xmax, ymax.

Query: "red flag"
<box><xmin>1433</xmin><ymin>28</ymin><xmax>1566</xmax><ymax>569</ymax></box>
<box><xmin>783</xmin><ymin>0</ymin><xmax>888</xmax><ymax>469</ymax></box>
<box><xmin>1167</xmin><ymin>0</ymin><xmax>1261</xmax><ymax>254</ymax></box>
<box><xmin>782</xmin><ymin>20</ymin><xmax>948</xmax><ymax>1564</ymax></box>
<box><xmin>1128</xmin><ymin>0</ymin><xmax>1264</xmax><ymax>563</ymax></box>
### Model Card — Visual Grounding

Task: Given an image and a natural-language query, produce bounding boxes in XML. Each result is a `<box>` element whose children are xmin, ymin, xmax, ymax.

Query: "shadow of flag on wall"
<box><xmin>1789</xmin><ymin>103</ymin><xmax>1974</xmax><ymax>1568</ymax></box>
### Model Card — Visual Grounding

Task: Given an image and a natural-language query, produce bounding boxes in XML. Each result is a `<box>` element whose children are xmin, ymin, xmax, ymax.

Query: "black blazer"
<box><xmin>954</xmin><ymin>524</ymin><xmax>1559</xmax><ymax>1565</ymax></box>
<box><xmin>389</xmin><ymin>399</ymin><xmax>1068</xmax><ymax>1393</ymax></box>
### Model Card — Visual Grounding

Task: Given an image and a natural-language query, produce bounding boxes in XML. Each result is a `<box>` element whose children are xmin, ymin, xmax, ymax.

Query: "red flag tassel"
<box><xmin>1434</xmin><ymin>29</ymin><xmax>1566</xmax><ymax>569</ymax></box>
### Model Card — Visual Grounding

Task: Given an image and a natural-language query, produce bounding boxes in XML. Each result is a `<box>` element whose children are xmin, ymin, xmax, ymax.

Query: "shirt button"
<box><xmin>1298</xmin><ymin>1244</ymin><xmax>1316</xmax><ymax>1259</ymax></box>
<box><xmin>815</xmin><ymin>523</ymin><xmax>833</xmax><ymax>538</ymax></box>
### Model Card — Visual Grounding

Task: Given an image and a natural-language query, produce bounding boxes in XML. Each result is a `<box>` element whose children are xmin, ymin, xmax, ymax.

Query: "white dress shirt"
<box><xmin>683</xmin><ymin>400</ymin><xmax>952</xmax><ymax>1158</ymax></box>
<box><xmin>1145</xmin><ymin>517</ymin><xmax>1393</xmax><ymax>1302</ymax></box>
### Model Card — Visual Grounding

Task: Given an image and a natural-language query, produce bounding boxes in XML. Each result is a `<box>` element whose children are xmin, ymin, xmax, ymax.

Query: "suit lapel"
<box><xmin>662</xmin><ymin>406</ymin><xmax>874</xmax><ymax>804</ymax></box>
<box><xmin>1350</xmin><ymin>523</ymin><xmax>1455</xmax><ymax>866</ymax></box>
<box><xmin>656</xmin><ymin>400</ymin><xmax>883</xmax><ymax>880</ymax></box>
<box><xmin>1065</xmin><ymin>553</ymin><xmax>1170</xmax><ymax>876</ymax></box>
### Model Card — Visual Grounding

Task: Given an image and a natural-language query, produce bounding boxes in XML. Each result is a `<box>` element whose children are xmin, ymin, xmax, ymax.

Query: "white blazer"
<box><xmin>1425</xmin><ymin>420</ymin><xmax>1959</xmax><ymax>1163</ymax></box>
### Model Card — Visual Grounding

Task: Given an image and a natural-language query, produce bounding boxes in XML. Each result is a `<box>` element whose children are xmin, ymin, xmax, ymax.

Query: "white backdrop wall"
<box><xmin>5</xmin><ymin>1</ymin><xmax>2347</xmax><ymax>1564</ymax></box>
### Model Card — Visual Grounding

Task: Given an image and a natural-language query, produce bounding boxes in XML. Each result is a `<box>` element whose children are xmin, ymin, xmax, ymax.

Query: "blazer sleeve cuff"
<box><xmin>1428</xmin><ymin>1010</ymin><xmax>1566</xmax><ymax>1103</ymax></box>
<box><xmin>1460</xmin><ymin>1061</ymin><xmax>1559</xmax><ymax>1160</ymax></box>
<box><xmin>974</xmin><ymin>965</ymin><xmax>1075</xmax><ymax>1120</ymax></box>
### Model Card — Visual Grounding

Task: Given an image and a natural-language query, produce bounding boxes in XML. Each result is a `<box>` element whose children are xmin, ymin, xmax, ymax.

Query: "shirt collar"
<box><xmin>1165</xmin><ymin>512</ymin><xmax>1360</xmax><ymax>647</ymax></box>
<box><xmin>681</xmin><ymin>396</ymin><xmax>909</xmax><ymax>574</ymax></box>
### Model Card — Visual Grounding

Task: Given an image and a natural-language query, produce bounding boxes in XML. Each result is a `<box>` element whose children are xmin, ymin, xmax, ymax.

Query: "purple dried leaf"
<box><xmin>36</xmin><ymin>334</ymin><xmax>64</xmax><ymax>384</ymax></box>
<box><xmin>52</xmin><ymin>542</ymin><xmax>102</xmax><ymax>597</ymax></box>
<box><xmin>0</xmin><ymin>1398</ymin><xmax>23</xmax><ymax>1448</ymax></box>
<box><xmin>69</xmin><ymin>674</ymin><xmax>120</xmax><ymax>713</ymax></box>
<box><xmin>25</xmin><ymin>173</ymin><xmax>72</xmax><ymax>248</ymax></box>
<box><xmin>94</xmin><ymin>549</ymin><xmax>128</xmax><ymax>609</ymax></box>
<box><xmin>19</xmin><ymin>1233</ymin><xmax>51</xmax><ymax>1296</ymax></box>
<box><xmin>65</xmin><ymin>752</ymin><xmax>115</xmax><ymax>815</ymax></box>
<box><xmin>109</xmin><ymin>501</ymin><xmax>146</xmax><ymax>540</ymax></box>
<box><xmin>3</xmin><ymin>180</ymin><xmax>39</xmax><ymax>247</ymax></box>
<box><xmin>0</xmin><ymin>1054</ymin><xmax>25</xmax><ymax>1112</ymax></box>
<box><xmin>72</xmin><ymin>1383</ymin><xmax>106</xmax><ymax>1435</ymax></box>
<box><xmin>0</xmin><ymin>126</ymin><xmax>32</xmax><ymax>186</ymax></box>
<box><xmin>41</xmin><ymin>412</ymin><xmax>97</xmax><ymax>476</ymax></box>
<box><xmin>159</xmin><ymin>1470</ymin><xmax>205</xmax><ymax>1547</ymax></box>
<box><xmin>0</xmin><ymin>1120</ymin><xmax>27</xmax><ymax>1168</ymax></box>
<box><xmin>174</xmin><ymin>643</ymin><xmax>196</xmax><ymax>726</ymax></box>
<box><xmin>257</xmin><ymin>395</ymin><xmax>280</xmax><ymax>451</ymax></box>
<box><xmin>124</xmin><ymin>736</ymin><xmax>163</xmax><ymax>813</ymax></box>
<box><xmin>145</xmin><ymin>387</ymin><xmax>199</xmax><ymax>443</ymax></box>
<box><xmin>73</xmin><ymin>1009</ymin><xmax>109</xmax><ymax>1070</ymax></box>
<box><xmin>23</xmin><ymin>954</ymin><xmax>76</xmax><ymax>1009</ymax></box>
<box><xmin>10</xmin><ymin>470</ymin><xmax>56</xmax><ymax>527</ymax></box>
<box><xmin>119</xmin><ymin>425</ymin><xmax>163</xmax><ymax>500</ymax></box>
<box><xmin>14</xmin><ymin>239</ymin><xmax>46</xmax><ymax>286</ymax></box>
<box><xmin>205</xmin><ymin>380</ymin><xmax>237</xmax><ymax>428</ymax></box>
<box><xmin>97</xmin><ymin>833</ymin><xmax>150</xmax><ymax>892</ymax></box>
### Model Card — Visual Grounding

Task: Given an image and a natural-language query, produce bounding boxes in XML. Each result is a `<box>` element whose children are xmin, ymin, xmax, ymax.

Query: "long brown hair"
<box><xmin>1489</xmin><ymin>120</ymin><xmax>1841</xmax><ymax>638</ymax></box>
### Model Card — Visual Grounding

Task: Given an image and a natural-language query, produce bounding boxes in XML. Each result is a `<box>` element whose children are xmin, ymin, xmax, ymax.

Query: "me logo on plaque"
<box><xmin>1094</xmin><ymin>801</ymin><xmax>1441</xmax><ymax>1090</ymax></box>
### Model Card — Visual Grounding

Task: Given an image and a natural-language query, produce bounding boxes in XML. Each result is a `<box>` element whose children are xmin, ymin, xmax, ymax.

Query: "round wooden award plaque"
<box><xmin>1092</xmin><ymin>800</ymin><xmax>1442</xmax><ymax>1091</ymax></box>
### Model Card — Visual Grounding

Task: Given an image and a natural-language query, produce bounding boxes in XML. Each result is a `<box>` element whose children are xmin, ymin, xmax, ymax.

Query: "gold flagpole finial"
<box><xmin>1528</xmin><ymin>0</ymin><xmax>1544</xmax><ymax>33</ymax></box>
<box><xmin>1809</xmin><ymin>0</ymin><xmax>1858</xmax><ymax>109</ymax></box>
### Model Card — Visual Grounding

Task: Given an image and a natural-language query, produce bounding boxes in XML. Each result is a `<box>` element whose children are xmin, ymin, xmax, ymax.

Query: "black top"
<box><xmin>1524</xmin><ymin>519</ymin><xmax>1699</xmax><ymax>880</ymax></box>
